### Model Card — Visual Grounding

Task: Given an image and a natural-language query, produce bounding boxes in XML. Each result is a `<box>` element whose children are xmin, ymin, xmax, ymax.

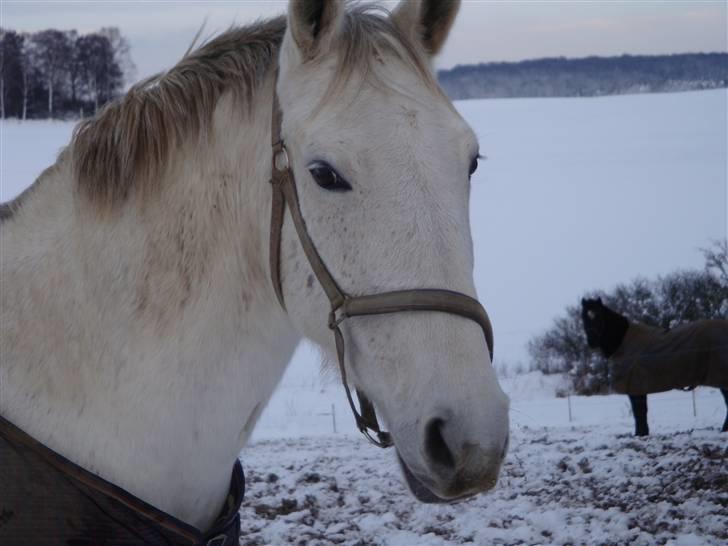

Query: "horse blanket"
<box><xmin>611</xmin><ymin>319</ymin><xmax>728</xmax><ymax>395</ymax></box>
<box><xmin>0</xmin><ymin>415</ymin><xmax>244</xmax><ymax>546</ymax></box>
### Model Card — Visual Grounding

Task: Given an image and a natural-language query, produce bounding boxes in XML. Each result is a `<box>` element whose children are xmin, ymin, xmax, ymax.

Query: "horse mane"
<box><xmin>71</xmin><ymin>16</ymin><xmax>286</xmax><ymax>208</ymax></box>
<box><xmin>70</xmin><ymin>5</ymin><xmax>435</xmax><ymax>209</ymax></box>
<box><xmin>596</xmin><ymin>303</ymin><xmax>631</xmax><ymax>358</ymax></box>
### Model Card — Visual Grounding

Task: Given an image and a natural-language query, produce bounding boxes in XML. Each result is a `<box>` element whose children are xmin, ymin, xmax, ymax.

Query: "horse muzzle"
<box><xmin>395</xmin><ymin>409</ymin><xmax>510</xmax><ymax>503</ymax></box>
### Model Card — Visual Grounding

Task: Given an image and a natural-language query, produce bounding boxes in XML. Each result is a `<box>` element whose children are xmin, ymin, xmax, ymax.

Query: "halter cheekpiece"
<box><xmin>268</xmin><ymin>72</ymin><xmax>495</xmax><ymax>448</ymax></box>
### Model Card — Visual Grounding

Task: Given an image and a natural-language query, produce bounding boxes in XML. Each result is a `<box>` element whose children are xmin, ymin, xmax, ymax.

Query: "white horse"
<box><xmin>0</xmin><ymin>0</ymin><xmax>509</xmax><ymax>536</ymax></box>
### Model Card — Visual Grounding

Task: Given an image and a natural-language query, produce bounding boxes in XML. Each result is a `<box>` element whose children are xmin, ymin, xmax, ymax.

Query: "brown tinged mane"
<box><xmin>70</xmin><ymin>5</ymin><xmax>436</xmax><ymax>209</ymax></box>
<box><xmin>71</xmin><ymin>16</ymin><xmax>287</xmax><ymax>209</ymax></box>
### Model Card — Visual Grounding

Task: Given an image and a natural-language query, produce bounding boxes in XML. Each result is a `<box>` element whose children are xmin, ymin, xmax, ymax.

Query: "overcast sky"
<box><xmin>3</xmin><ymin>1</ymin><xmax>726</xmax><ymax>80</ymax></box>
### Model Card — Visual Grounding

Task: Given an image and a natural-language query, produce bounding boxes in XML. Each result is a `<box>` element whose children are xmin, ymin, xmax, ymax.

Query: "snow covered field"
<box><xmin>2</xmin><ymin>89</ymin><xmax>726</xmax><ymax>369</ymax></box>
<box><xmin>233</xmin><ymin>363</ymin><xmax>728</xmax><ymax>544</ymax></box>
<box><xmin>238</xmin><ymin>425</ymin><xmax>726</xmax><ymax>546</ymax></box>
<box><xmin>236</xmin><ymin>376</ymin><xmax>727</xmax><ymax>545</ymax></box>
<box><xmin>2</xmin><ymin>90</ymin><xmax>726</xmax><ymax>545</ymax></box>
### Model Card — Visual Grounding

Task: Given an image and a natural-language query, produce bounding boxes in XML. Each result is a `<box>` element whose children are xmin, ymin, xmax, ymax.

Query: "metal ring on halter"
<box><xmin>362</xmin><ymin>428</ymin><xmax>393</xmax><ymax>448</ymax></box>
<box><xmin>273</xmin><ymin>145</ymin><xmax>289</xmax><ymax>172</ymax></box>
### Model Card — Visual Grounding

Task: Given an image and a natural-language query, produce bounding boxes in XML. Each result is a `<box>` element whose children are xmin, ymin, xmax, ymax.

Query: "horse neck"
<box><xmin>599</xmin><ymin>307</ymin><xmax>630</xmax><ymax>358</ymax></box>
<box><xmin>0</xmin><ymin>73</ymin><xmax>301</xmax><ymax>529</ymax></box>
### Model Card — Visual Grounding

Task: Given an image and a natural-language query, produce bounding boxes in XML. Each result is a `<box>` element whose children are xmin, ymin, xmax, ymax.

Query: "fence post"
<box><xmin>691</xmin><ymin>390</ymin><xmax>697</xmax><ymax>418</ymax></box>
<box><xmin>331</xmin><ymin>403</ymin><xmax>337</xmax><ymax>434</ymax></box>
<box><xmin>567</xmin><ymin>395</ymin><xmax>573</xmax><ymax>423</ymax></box>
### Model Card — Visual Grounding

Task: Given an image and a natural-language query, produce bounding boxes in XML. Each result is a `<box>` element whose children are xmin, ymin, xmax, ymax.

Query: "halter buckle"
<box><xmin>361</xmin><ymin>427</ymin><xmax>394</xmax><ymax>448</ymax></box>
<box><xmin>328</xmin><ymin>304</ymin><xmax>347</xmax><ymax>330</ymax></box>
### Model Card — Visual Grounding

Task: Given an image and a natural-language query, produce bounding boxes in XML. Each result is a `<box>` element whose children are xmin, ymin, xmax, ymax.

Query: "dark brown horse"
<box><xmin>581</xmin><ymin>298</ymin><xmax>728</xmax><ymax>436</ymax></box>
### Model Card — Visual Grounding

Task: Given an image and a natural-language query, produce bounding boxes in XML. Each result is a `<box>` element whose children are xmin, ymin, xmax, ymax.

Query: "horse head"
<box><xmin>274</xmin><ymin>0</ymin><xmax>509</xmax><ymax>502</ymax></box>
<box><xmin>581</xmin><ymin>297</ymin><xmax>607</xmax><ymax>349</ymax></box>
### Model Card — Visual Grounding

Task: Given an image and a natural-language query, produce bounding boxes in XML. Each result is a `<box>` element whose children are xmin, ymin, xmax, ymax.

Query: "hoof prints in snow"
<box><xmin>239</xmin><ymin>429</ymin><xmax>726</xmax><ymax>545</ymax></box>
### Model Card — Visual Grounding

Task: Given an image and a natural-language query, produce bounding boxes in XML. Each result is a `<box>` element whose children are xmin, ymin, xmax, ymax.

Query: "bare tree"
<box><xmin>1</xmin><ymin>28</ymin><xmax>5</xmax><ymax>119</ymax></box>
<box><xmin>100</xmin><ymin>27</ymin><xmax>136</xmax><ymax>87</ymax></box>
<box><xmin>65</xmin><ymin>30</ymin><xmax>81</xmax><ymax>104</ymax></box>
<box><xmin>701</xmin><ymin>239</ymin><xmax>728</xmax><ymax>286</ymax></box>
<box><xmin>0</xmin><ymin>29</ymin><xmax>26</xmax><ymax>119</ymax></box>
<box><xmin>1</xmin><ymin>28</ymin><xmax>6</xmax><ymax>119</ymax></box>
<box><xmin>30</xmin><ymin>29</ymin><xmax>72</xmax><ymax>117</ymax></box>
<box><xmin>20</xmin><ymin>34</ymin><xmax>30</xmax><ymax>120</ymax></box>
<box><xmin>76</xmin><ymin>33</ymin><xmax>121</xmax><ymax>112</ymax></box>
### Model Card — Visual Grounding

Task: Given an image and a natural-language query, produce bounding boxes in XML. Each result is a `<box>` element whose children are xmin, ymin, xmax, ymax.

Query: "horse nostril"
<box><xmin>424</xmin><ymin>418</ymin><xmax>456</xmax><ymax>470</ymax></box>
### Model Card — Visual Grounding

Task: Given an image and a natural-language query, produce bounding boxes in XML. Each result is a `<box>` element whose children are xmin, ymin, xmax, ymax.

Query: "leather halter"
<box><xmin>268</xmin><ymin>82</ymin><xmax>494</xmax><ymax>448</ymax></box>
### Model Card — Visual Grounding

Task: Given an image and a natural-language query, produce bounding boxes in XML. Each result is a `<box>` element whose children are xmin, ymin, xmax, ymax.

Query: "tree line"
<box><xmin>0</xmin><ymin>27</ymin><xmax>135</xmax><ymax>120</ymax></box>
<box><xmin>528</xmin><ymin>241</ymin><xmax>728</xmax><ymax>396</ymax></box>
<box><xmin>438</xmin><ymin>53</ymin><xmax>728</xmax><ymax>100</ymax></box>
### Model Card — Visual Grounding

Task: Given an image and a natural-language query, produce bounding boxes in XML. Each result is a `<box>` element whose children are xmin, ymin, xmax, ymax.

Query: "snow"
<box><xmin>4</xmin><ymin>89</ymin><xmax>724</xmax><ymax>369</ymax></box>
<box><xmin>1</xmin><ymin>120</ymin><xmax>75</xmax><ymax>199</ymax></box>
<box><xmin>242</xmin><ymin>363</ymin><xmax>727</xmax><ymax>544</ymax></box>
<box><xmin>498</xmin><ymin>370</ymin><xmax>571</xmax><ymax>400</ymax></box>
<box><xmin>254</xmin><ymin>358</ymin><xmax>727</xmax><ymax>434</ymax></box>
<box><xmin>464</xmin><ymin>89</ymin><xmax>726</xmax><ymax>367</ymax></box>
<box><xmin>237</xmin><ymin>421</ymin><xmax>727</xmax><ymax>545</ymax></box>
<box><xmin>2</xmin><ymin>90</ymin><xmax>726</xmax><ymax>545</ymax></box>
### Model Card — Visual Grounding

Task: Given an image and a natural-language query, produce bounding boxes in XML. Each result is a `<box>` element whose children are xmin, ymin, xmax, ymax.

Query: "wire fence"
<box><xmin>251</xmin><ymin>382</ymin><xmax>726</xmax><ymax>442</ymax></box>
<box><xmin>510</xmin><ymin>388</ymin><xmax>725</xmax><ymax>430</ymax></box>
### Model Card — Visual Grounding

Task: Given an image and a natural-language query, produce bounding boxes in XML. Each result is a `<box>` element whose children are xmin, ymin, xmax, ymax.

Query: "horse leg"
<box><xmin>629</xmin><ymin>394</ymin><xmax>649</xmax><ymax>436</ymax></box>
<box><xmin>721</xmin><ymin>389</ymin><xmax>728</xmax><ymax>432</ymax></box>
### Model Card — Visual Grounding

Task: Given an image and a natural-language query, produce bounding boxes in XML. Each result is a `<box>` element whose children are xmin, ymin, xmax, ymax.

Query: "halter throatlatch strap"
<box><xmin>268</xmin><ymin>77</ymin><xmax>494</xmax><ymax>449</ymax></box>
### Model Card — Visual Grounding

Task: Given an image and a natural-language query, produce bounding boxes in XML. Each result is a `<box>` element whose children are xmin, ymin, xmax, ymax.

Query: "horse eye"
<box><xmin>469</xmin><ymin>156</ymin><xmax>479</xmax><ymax>177</ymax></box>
<box><xmin>308</xmin><ymin>162</ymin><xmax>352</xmax><ymax>192</ymax></box>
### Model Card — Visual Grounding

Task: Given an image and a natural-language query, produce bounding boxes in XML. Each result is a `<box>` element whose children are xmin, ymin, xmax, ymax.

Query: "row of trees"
<box><xmin>0</xmin><ymin>27</ymin><xmax>135</xmax><ymax>120</ymax></box>
<box><xmin>529</xmin><ymin>241</ymin><xmax>728</xmax><ymax>395</ymax></box>
<box><xmin>438</xmin><ymin>53</ymin><xmax>728</xmax><ymax>100</ymax></box>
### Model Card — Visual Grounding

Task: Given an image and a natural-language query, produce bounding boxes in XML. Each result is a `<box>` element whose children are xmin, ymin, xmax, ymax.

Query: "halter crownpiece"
<box><xmin>268</xmin><ymin>74</ymin><xmax>494</xmax><ymax>448</ymax></box>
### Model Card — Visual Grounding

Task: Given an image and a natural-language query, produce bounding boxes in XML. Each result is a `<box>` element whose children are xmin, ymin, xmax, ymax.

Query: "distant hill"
<box><xmin>437</xmin><ymin>53</ymin><xmax>728</xmax><ymax>100</ymax></box>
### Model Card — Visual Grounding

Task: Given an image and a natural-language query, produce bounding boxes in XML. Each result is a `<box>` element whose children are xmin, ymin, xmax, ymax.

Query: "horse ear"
<box><xmin>392</xmin><ymin>0</ymin><xmax>461</xmax><ymax>57</ymax></box>
<box><xmin>287</xmin><ymin>0</ymin><xmax>344</xmax><ymax>59</ymax></box>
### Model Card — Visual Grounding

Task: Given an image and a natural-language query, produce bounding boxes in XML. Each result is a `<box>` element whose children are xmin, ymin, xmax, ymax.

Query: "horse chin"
<box><xmin>396</xmin><ymin>453</ymin><xmax>463</xmax><ymax>504</ymax></box>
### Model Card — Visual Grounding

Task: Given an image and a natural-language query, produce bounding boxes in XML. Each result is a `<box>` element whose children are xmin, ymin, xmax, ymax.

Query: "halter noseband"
<box><xmin>268</xmin><ymin>82</ymin><xmax>494</xmax><ymax>448</ymax></box>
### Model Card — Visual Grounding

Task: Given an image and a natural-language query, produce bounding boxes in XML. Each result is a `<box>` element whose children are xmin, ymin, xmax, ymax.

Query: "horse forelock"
<box><xmin>322</xmin><ymin>4</ymin><xmax>439</xmax><ymax>103</ymax></box>
<box><xmin>70</xmin><ymin>4</ymin><xmax>438</xmax><ymax>211</ymax></box>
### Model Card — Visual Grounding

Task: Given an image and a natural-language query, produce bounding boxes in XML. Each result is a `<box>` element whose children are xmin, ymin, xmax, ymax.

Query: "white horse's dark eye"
<box><xmin>469</xmin><ymin>156</ymin><xmax>479</xmax><ymax>177</ymax></box>
<box><xmin>308</xmin><ymin>162</ymin><xmax>352</xmax><ymax>192</ymax></box>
